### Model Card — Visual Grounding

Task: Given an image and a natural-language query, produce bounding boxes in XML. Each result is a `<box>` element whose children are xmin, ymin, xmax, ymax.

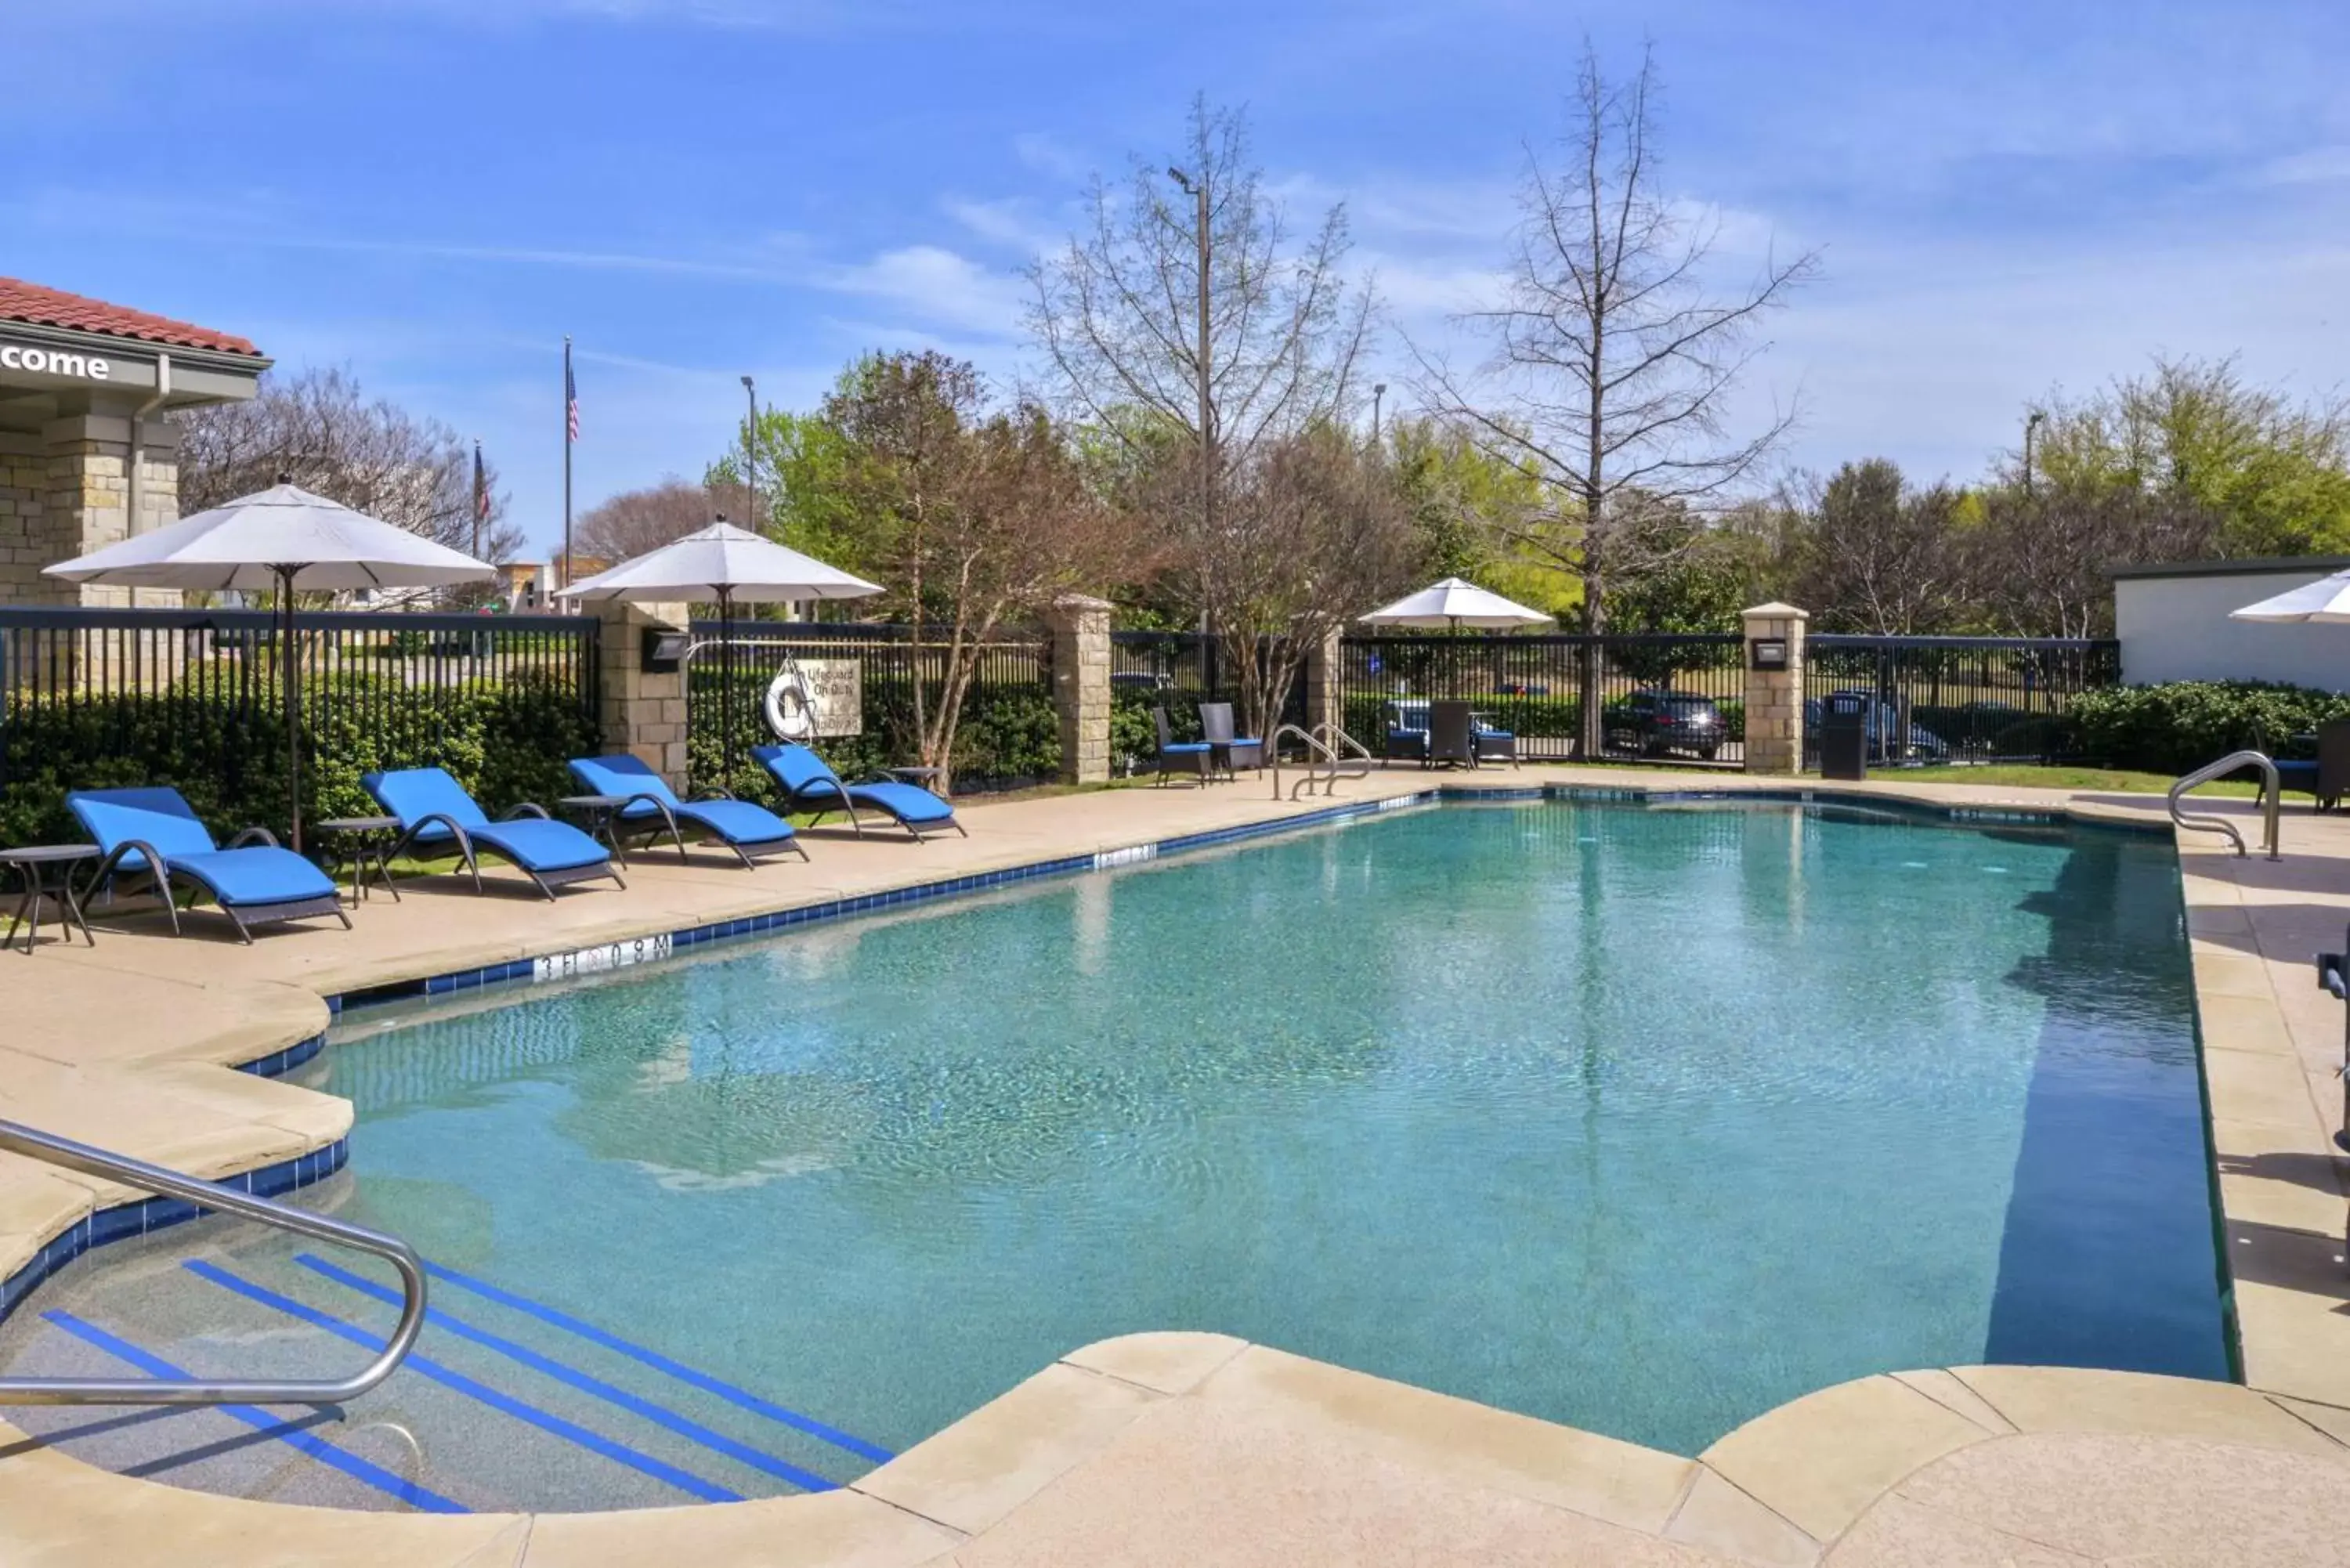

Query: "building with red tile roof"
<box><xmin>0</xmin><ymin>276</ymin><xmax>262</xmax><ymax>358</ymax></box>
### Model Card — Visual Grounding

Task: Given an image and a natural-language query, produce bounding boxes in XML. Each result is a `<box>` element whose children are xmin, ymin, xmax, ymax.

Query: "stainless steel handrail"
<box><xmin>1311</xmin><ymin>721</ymin><xmax>1374</xmax><ymax>782</ymax></box>
<box><xmin>0</xmin><ymin>1119</ymin><xmax>427</xmax><ymax>1407</ymax></box>
<box><xmin>1270</xmin><ymin>724</ymin><xmax>1342</xmax><ymax>799</ymax></box>
<box><xmin>2167</xmin><ymin>750</ymin><xmax>2281</xmax><ymax>861</ymax></box>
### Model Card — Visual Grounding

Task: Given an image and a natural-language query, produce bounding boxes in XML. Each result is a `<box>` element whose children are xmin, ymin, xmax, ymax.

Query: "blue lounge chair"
<box><xmin>566</xmin><ymin>754</ymin><xmax>806</xmax><ymax>869</ymax></box>
<box><xmin>67</xmin><ymin>787</ymin><xmax>349</xmax><ymax>943</ymax></box>
<box><xmin>1151</xmin><ymin>707</ymin><xmax>1214</xmax><ymax>786</ymax></box>
<box><xmin>363</xmin><ymin>767</ymin><xmax>623</xmax><ymax>899</ymax></box>
<box><xmin>750</xmin><ymin>743</ymin><xmax>964</xmax><ymax>841</ymax></box>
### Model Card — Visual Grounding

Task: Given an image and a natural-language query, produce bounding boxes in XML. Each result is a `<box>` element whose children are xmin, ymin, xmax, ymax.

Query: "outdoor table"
<box><xmin>882</xmin><ymin>766</ymin><xmax>945</xmax><ymax>794</ymax></box>
<box><xmin>313</xmin><ymin>816</ymin><xmax>403</xmax><ymax>907</ymax></box>
<box><xmin>557</xmin><ymin>794</ymin><xmax>635</xmax><ymax>864</ymax></box>
<box><xmin>2</xmin><ymin>844</ymin><xmax>98</xmax><ymax>955</ymax></box>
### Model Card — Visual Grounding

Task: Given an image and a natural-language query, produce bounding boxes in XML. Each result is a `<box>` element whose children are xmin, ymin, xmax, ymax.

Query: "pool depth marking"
<box><xmin>294</xmin><ymin>1253</ymin><xmax>839</xmax><ymax>1491</ymax></box>
<box><xmin>182</xmin><ymin>1261</ymin><xmax>745</xmax><ymax>1504</ymax></box>
<box><xmin>41</xmin><ymin>1310</ymin><xmax>469</xmax><ymax>1513</ymax></box>
<box><xmin>420</xmin><ymin>1259</ymin><xmax>895</xmax><ymax>1465</ymax></box>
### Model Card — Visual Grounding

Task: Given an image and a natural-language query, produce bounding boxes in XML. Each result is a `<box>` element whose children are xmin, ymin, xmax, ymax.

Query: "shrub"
<box><xmin>0</xmin><ymin>669</ymin><xmax>598</xmax><ymax>848</ymax></box>
<box><xmin>2066</xmin><ymin>681</ymin><xmax>2350</xmax><ymax>775</ymax></box>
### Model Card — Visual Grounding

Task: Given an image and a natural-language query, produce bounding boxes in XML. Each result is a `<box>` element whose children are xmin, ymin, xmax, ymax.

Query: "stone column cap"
<box><xmin>1048</xmin><ymin>592</ymin><xmax>1116</xmax><ymax>612</ymax></box>
<box><xmin>1741</xmin><ymin>602</ymin><xmax>1810</xmax><ymax>621</ymax></box>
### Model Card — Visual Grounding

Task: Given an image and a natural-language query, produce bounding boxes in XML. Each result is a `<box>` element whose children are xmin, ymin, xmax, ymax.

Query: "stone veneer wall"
<box><xmin>1740</xmin><ymin>602</ymin><xmax>1809</xmax><ymax>775</ymax></box>
<box><xmin>0</xmin><ymin>414</ymin><xmax>180</xmax><ymax>608</ymax></box>
<box><xmin>598</xmin><ymin>602</ymin><xmax>691</xmax><ymax>785</ymax></box>
<box><xmin>1045</xmin><ymin>594</ymin><xmax>1113</xmax><ymax>785</ymax></box>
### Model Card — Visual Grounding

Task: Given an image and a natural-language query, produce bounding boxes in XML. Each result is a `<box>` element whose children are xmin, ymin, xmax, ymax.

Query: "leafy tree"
<box><xmin>2020</xmin><ymin>355</ymin><xmax>2350</xmax><ymax>558</ymax></box>
<box><xmin>804</xmin><ymin>352</ymin><xmax>1128</xmax><ymax>789</ymax></box>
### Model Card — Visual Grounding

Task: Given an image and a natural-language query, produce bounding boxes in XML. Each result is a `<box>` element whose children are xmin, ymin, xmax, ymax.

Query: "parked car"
<box><xmin>1603</xmin><ymin>690</ymin><xmax>1726</xmax><ymax>760</ymax></box>
<box><xmin>1806</xmin><ymin>691</ymin><xmax>1950</xmax><ymax>761</ymax></box>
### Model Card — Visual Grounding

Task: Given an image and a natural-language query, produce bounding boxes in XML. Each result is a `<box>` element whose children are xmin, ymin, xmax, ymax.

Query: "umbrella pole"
<box><xmin>280</xmin><ymin>565</ymin><xmax>302</xmax><ymax>854</ymax></box>
<box><xmin>718</xmin><ymin>585</ymin><xmax>736</xmax><ymax>789</ymax></box>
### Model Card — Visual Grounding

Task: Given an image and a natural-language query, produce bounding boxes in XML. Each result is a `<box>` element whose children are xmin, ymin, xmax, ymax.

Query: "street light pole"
<box><xmin>1169</xmin><ymin>167</ymin><xmax>1213</xmax><ymax>559</ymax></box>
<box><xmin>2023</xmin><ymin>410</ymin><xmax>2045</xmax><ymax>499</ymax></box>
<box><xmin>741</xmin><ymin>375</ymin><xmax>758</xmax><ymax>529</ymax></box>
<box><xmin>1372</xmin><ymin>383</ymin><xmax>1387</xmax><ymax>446</ymax></box>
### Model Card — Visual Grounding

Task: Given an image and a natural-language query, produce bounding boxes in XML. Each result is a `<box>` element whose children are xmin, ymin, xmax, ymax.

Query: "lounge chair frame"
<box><xmin>385</xmin><ymin>802</ymin><xmax>627</xmax><ymax>901</ymax></box>
<box><xmin>85</xmin><ymin>825</ymin><xmax>351</xmax><ymax>945</ymax></box>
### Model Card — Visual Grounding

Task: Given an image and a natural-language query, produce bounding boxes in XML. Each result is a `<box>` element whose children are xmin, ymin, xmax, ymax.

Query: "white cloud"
<box><xmin>819</xmin><ymin>244</ymin><xmax>1028</xmax><ymax>338</ymax></box>
<box><xmin>2256</xmin><ymin>145</ymin><xmax>2350</xmax><ymax>186</ymax></box>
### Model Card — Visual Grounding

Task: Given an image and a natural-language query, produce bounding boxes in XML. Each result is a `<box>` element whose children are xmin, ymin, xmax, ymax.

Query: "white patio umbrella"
<box><xmin>555</xmin><ymin>520</ymin><xmax>883</xmax><ymax>779</ymax></box>
<box><xmin>1359</xmin><ymin>576</ymin><xmax>1556</xmax><ymax>632</ymax></box>
<box><xmin>43</xmin><ymin>482</ymin><xmax>497</xmax><ymax>852</ymax></box>
<box><xmin>2230</xmin><ymin>568</ymin><xmax>2350</xmax><ymax>623</ymax></box>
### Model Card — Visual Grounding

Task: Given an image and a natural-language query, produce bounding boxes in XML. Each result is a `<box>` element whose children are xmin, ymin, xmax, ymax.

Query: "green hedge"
<box><xmin>687</xmin><ymin>670</ymin><xmax>1062</xmax><ymax>799</ymax></box>
<box><xmin>2066</xmin><ymin>681</ymin><xmax>2350</xmax><ymax>775</ymax></box>
<box><xmin>0</xmin><ymin>670</ymin><xmax>595</xmax><ymax>848</ymax></box>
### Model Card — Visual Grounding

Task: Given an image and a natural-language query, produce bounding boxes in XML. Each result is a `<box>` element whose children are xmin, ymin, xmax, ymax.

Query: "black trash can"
<box><xmin>1819</xmin><ymin>709</ymin><xmax>1868</xmax><ymax>781</ymax></box>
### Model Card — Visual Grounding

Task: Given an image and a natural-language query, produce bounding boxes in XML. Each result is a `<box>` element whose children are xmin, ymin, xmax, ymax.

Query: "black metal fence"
<box><xmin>686</xmin><ymin>619</ymin><xmax>1055</xmax><ymax>795</ymax></box>
<box><xmin>0</xmin><ymin>605</ymin><xmax>600</xmax><ymax>846</ymax></box>
<box><xmin>1338</xmin><ymin>633</ymin><xmax>1750</xmax><ymax>764</ymax></box>
<box><xmin>1802</xmin><ymin>635</ymin><xmax>2120</xmax><ymax>766</ymax></box>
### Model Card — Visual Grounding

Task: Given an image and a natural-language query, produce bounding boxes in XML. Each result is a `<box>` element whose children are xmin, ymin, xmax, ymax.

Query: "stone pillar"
<box><xmin>1741</xmin><ymin>602</ymin><xmax>1809</xmax><ymax>775</ymax></box>
<box><xmin>1303</xmin><ymin>627</ymin><xmax>1343</xmax><ymax>736</ymax></box>
<box><xmin>0</xmin><ymin>429</ymin><xmax>46</xmax><ymax>605</ymax></box>
<box><xmin>1044</xmin><ymin>594</ymin><xmax>1113</xmax><ymax>785</ymax></box>
<box><xmin>597</xmin><ymin>602</ymin><xmax>692</xmax><ymax>787</ymax></box>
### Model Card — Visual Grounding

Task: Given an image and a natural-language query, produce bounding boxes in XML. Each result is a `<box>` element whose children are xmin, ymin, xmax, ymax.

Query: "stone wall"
<box><xmin>1741</xmin><ymin>602</ymin><xmax>1809</xmax><ymax>775</ymax></box>
<box><xmin>598</xmin><ymin>602</ymin><xmax>691</xmax><ymax>785</ymax></box>
<box><xmin>0</xmin><ymin>413</ymin><xmax>180</xmax><ymax>608</ymax></box>
<box><xmin>1044</xmin><ymin>594</ymin><xmax>1113</xmax><ymax>785</ymax></box>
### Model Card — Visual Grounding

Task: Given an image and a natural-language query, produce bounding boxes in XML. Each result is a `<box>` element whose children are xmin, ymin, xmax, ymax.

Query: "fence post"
<box><xmin>1043</xmin><ymin>594</ymin><xmax>1113</xmax><ymax>785</ymax></box>
<box><xmin>597</xmin><ymin>603</ymin><xmax>690</xmax><ymax>787</ymax></box>
<box><xmin>1305</xmin><ymin>628</ymin><xmax>1343</xmax><ymax>735</ymax></box>
<box><xmin>1741</xmin><ymin>602</ymin><xmax>1809</xmax><ymax>775</ymax></box>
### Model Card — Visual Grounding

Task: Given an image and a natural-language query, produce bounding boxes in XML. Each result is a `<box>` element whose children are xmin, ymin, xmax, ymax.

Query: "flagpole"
<box><xmin>471</xmin><ymin>439</ymin><xmax>483</xmax><ymax>561</ymax></box>
<box><xmin>562</xmin><ymin>335</ymin><xmax>574</xmax><ymax>608</ymax></box>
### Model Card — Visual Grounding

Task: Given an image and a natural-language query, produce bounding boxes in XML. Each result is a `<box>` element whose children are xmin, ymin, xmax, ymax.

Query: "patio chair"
<box><xmin>67</xmin><ymin>787</ymin><xmax>349</xmax><ymax>943</ymax></box>
<box><xmin>1473</xmin><ymin>715</ymin><xmax>1519</xmax><ymax>767</ymax></box>
<box><xmin>750</xmin><ymin>742</ymin><xmax>964</xmax><ymax>840</ymax></box>
<box><xmin>363</xmin><ymin>767</ymin><xmax>624</xmax><ymax>899</ymax></box>
<box><xmin>1385</xmin><ymin>700</ymin><xmax>1431</xmax><ymax>763</ymax></box>
<box><xmin>566</xmin><ymin>754</ymin><xmax>806</xmax><ymax>869</ymax></box>
<box><xmin>1150</xmin><ymin>708</ymin><xmax>1214</xmax><ymax>786</ymax></box>
<box><xmin>1198</xmin><ymin>702</ymin><xmax>1263</xmax><ymax>779</ymax></box>
<box><xmin>2320</xmin><ymin>718</ymin><xmax>2350</xmax><ymax>811</ymax></box>
<box><xmin>1428</xmin><ymin>701</ymin><xmax>1478</xmax><ymax>768</ymax></box>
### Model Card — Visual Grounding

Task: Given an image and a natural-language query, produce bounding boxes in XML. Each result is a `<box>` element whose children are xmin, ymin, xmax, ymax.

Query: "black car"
<box><xmin>1603</xmin><ymin>690</ymin><xmax>1726</xmax><ymax>760</ymax></box>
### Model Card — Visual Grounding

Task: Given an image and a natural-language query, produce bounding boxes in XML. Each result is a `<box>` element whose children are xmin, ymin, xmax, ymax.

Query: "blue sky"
<box><xmin>13</xmin><ymin>0</ymin><xmax>2349</xmax><ymax>558</ymax></box>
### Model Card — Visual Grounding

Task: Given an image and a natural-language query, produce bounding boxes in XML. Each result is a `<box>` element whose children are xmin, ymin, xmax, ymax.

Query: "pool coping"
<box><xmin>0</xmin><ymin>767</ymin><xmax>2342</xmax><ymax>1566</ymax></box>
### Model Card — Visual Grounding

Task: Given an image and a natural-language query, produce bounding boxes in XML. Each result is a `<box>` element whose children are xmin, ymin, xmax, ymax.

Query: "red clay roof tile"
<box><xmin>0</xmin><ymin>276</ymin><xmax>261</xmax><ymax>357</ymax></box>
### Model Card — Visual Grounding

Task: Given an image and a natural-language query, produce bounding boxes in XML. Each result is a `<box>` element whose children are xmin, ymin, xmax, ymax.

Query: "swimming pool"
<box><xmin>0</xmin><ymin>795</ymin><xmax>2231</xmax><ymax>1511</ymax></box>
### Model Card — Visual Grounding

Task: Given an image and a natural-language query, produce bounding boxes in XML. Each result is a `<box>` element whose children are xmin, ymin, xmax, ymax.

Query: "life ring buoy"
<box><xmin>763</xmin><ymin>666</ymin><xmax>817</xmax><ymax>742</ymax></box>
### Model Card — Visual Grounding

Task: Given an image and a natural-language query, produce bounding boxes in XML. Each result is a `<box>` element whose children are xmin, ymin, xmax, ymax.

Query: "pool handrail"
<box><xmin>2167</xmin><ymin>750</ymin><xmax>2280</xmax><ymax>861</ymax></box>
<box><xmin>1269</xmin><ymin>722</ymin><xmax>1372</xmax><ymax>800</ymax></box>
<box><xmin>0</xmin><ymin>1118</ymin><xmax>428</xmax><ymax>1407</ymax></box>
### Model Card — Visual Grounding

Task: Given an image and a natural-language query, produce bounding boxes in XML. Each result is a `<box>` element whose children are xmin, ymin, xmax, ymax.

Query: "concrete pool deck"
<box><xmin>0</xmin><ymin>765</ymin><xmax>2345</xmax><ymax>1565</ymax></box>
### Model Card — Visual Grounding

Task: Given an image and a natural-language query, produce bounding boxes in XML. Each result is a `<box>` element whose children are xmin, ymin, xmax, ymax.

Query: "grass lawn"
<box><xmin>1876</xmin><ymin>764</ymin><xmax>2269</xmax><ymax>797</ymax></box>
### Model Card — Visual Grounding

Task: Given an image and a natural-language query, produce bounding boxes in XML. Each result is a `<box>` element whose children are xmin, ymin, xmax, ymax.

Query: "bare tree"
<box><xmin>575</xmin><ymin>477</ymin><xmax>718</xmax><ymax>565</ymax></box>
<box><xmin>1970</xmin><ymin>482</ymin><xmax>2216</xmax><ymax>638</ymax></box>
<box><xmin>1417</xmin><ymin>43</ymin><xmax>1817</xmax><ymax>754</ymax></box>
<box><xmin>1149</xmin><ymin>427</ymin><xmax>1417</xmax><ymax>735</ymax></box>
<box><xmin>1029</xmin><ymin>99</ymin><xmax>1384</xmax><ymax>735</ymax></box>
<box><xmin>177</xmin><ymin>367</ymin><xmax>525</xmax><ymax>598</ymax></box>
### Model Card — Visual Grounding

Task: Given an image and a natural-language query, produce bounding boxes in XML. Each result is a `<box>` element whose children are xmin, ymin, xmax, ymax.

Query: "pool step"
<box><xmin>0</xmin><ymin>1217</ymin><xmax>888</xmax><ymax>1512</ymax></box>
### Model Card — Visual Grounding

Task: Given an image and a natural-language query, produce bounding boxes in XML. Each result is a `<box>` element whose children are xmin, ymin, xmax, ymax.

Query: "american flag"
<box><xmin>566</xmin><ymin>361</ymin><xmax>580</xmax><ymax>443</ymax></box>
<box><xmin>472</xmin><ymin>442</ymin><xmax>490</xmax><ymax>522</ymax></box>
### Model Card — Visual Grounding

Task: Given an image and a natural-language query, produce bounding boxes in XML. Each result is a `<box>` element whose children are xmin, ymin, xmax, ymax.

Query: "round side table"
<box><xmin>2</xmin><ymin>844</ymin><xmax>99</xmax><ymax>955</ymax></box>
<box><xmin>313</xmin><ymin>816</ymin><xmax>404</xmax><ymax>907</ymax></box>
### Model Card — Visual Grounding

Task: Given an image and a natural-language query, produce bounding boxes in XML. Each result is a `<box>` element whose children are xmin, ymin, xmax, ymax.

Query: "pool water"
<box><xmin>306</xmin><ymin>797</ymin><xmax>2225</xmax><ymax>1469</ymax></box>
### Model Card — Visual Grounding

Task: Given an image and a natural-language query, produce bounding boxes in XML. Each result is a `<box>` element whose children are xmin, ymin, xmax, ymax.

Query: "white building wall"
<box><xmin>2116</xmin><ymin>566</ymin><xmax>2350</xmax><ymax>691</ymax></box>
